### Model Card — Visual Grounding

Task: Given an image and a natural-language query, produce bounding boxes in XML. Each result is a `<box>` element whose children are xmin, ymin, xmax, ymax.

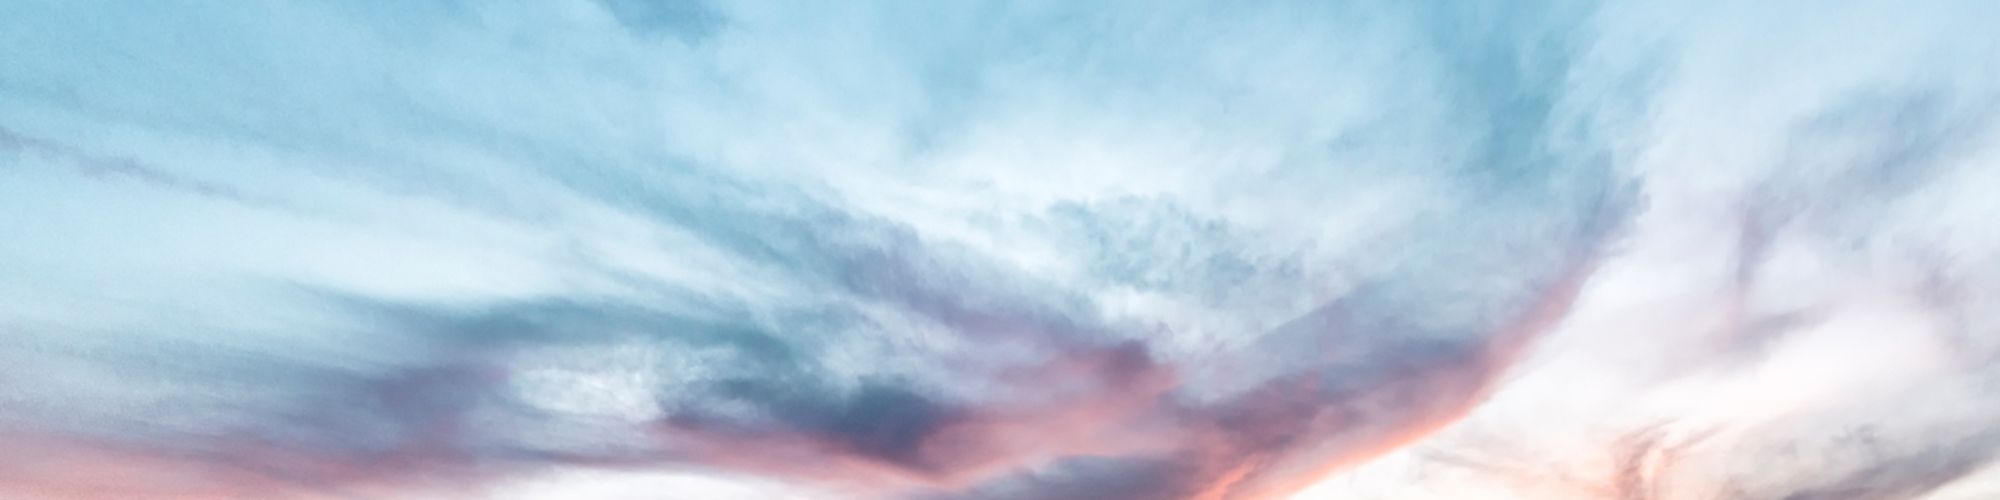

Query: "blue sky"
<box><xmin>4</xmin><ymin>1</ymin><xmax>2000</xmax><ymax>498</ymax></box>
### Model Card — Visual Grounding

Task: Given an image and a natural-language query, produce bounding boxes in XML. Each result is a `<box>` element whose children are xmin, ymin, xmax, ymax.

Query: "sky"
<box><xmin>2</xmin><ymin>0</ymin><xmax>2000</xmax><ymax>499</ymax></box>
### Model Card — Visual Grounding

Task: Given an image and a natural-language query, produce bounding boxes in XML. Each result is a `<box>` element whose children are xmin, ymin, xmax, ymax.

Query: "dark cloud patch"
<box><xmin>1740</xmin><ymin>86</ymin><xmax>1997</xmax><ymax>246</ymax></box>
<box><xmin>598</xmin><ymin>0</ymin><xmax>726</xmax><ymax>44</ymax></box>
<box><xmin>928</xmin><ymin>455</ymin><xmax>1198</xmax><ymax>500</ymax></box>
<box><xmin>1725</xmin><ymin>88</ymin><xmax>1996</xmax><ymax>260</ymax></box>
<box><xmin>1784</xmin><ymin>88</ymin><xmax>1995</xmax><ymax>199</ymax></box>
<box><xmin>312</xmin><ymin>291</ymin><xmax>811</xmax><ymax>373</ymax></box>
<box><xmin>0</xmin><ymin>126</ymin><xmax>292</xmax><ymax>211</ymax></box>
<box><xmin>808</xmin><ymin>384</ymin><xmax>959</xmax><ymax>470</ymax></box>
<box><xmin>1770</xmin><ymin>440</ymin><xmax>1998</xmax><ymax>500</ymax></box>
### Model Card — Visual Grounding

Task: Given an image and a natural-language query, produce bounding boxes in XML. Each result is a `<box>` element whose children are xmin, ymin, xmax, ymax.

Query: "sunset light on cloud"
<box><xmin>5</xmin><ymin>1</ymin><xmax>2000</xmax><ymax>499</ymax></box>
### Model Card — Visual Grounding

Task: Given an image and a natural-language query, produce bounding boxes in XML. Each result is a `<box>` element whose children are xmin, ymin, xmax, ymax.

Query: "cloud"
<box><xmin>3</xmin><ymin>0</ymin><xmax>1998</xmax><ymax>499</ymax></box>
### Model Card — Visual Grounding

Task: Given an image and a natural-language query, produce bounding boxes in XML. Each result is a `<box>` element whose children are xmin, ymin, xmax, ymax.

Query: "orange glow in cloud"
<box><xmin>1219</xmin><ymin>252</ymin><xmax>1605</xmax><ymax>500</ymax></box>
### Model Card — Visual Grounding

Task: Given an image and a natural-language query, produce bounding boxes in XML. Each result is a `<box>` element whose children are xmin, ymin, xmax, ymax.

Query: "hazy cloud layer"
<box><xmin>3</xmin><ymin>1</ymin><xmax>1998</xmax><ymax>499</ymax></box>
